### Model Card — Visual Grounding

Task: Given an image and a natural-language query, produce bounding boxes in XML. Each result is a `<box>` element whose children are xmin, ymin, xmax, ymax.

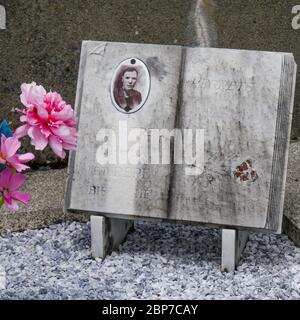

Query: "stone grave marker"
<box><xmin>65</xmin><ymin>41</ymin><xmax>296</xmax><ymax>271</ymax></box>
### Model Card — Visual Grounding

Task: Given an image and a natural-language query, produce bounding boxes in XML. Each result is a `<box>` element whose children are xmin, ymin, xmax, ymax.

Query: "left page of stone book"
<box><xmin>65</xmin><ymin>41</ymin><xmax>183</xmax><ymax>219</ymax></box>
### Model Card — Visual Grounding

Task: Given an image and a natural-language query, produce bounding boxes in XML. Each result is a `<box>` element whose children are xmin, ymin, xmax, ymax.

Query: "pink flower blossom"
<box><xmin>0</xmin><ymin>134</ymin><xmax>34</xmax><ymax>172</ymax></box>
<box><xmin>15</xmin><ymin>82</ymin><xmax>78</xmax><ymax>159</ymax></box>
<box><xmin>0</xmin><ymin>167</ymin><xmax>31</xmax><ymax>211</ymax></box>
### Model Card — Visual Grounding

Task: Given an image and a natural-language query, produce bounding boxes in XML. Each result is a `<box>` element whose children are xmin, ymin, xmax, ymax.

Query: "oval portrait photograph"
<box><xmin>110</xmin><ymin>58</ymin><xmax>150</xmax><ymax>114</ymax></box>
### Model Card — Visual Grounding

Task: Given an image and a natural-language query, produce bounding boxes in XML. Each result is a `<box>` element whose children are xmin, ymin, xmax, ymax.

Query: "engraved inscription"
<box><xmin>186</xmin><ymin>76</ymin><xmax>255</xmax><ymax>93</ymax></box>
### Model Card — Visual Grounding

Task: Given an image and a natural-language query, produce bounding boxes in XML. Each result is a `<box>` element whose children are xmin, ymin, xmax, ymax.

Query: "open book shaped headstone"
<box><xmin>65</xmin><ymin>41</ymin><xmax>296</xmax><ymax>233</ymax></box>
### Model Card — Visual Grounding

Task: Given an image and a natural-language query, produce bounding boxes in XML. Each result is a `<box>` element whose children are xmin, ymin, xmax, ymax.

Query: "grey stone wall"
<box><xmin>0</xmin><ymin>0</ymin><xmax>299</xmax><ymax>167</ymax></box>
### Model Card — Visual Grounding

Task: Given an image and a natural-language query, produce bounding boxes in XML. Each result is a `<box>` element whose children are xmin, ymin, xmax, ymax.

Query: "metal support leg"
<box><xmin>221</xmin><ymin>229</ymin><xmax>249</xmax><ymax>272</ymax></box>
<box><xmin>91</xmin><ymin>215</ymin><xmax>134</xmax><ymax>259</ymax></box>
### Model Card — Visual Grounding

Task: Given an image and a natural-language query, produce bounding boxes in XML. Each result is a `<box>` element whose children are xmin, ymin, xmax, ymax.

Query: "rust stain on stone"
<box><xmin>233</xmin><ymin>159</ymin><xmax>258</xmax><ymax>183</ymax></box>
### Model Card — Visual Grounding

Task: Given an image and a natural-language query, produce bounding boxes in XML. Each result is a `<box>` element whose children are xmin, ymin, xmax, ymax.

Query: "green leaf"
<box><xmin>0</xmin><ymin>195</ymin><xmax>3</xmax><ymax>208</ymax></box>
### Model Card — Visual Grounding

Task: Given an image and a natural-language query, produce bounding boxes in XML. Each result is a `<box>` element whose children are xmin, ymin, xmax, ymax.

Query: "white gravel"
<box><xmin>0</xmin><ymin>220</ymin><xmax>299</xmax><ymax>300</ymax></box>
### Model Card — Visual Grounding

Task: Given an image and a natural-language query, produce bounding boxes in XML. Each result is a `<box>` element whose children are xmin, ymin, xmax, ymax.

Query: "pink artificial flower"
<box><xmin>0</xmin><ymin>134</ymin><xmax>34</xmax><ymax>172</ymax></box>
<box><xmin>0</xmin><ymin>167</ymin><xmax>31</xmax><ymax>211</ymax></box>
<box><xmin>15</xmin><ymin>82</ymin><xmax>78</xmax><ymax>159</ymax></box>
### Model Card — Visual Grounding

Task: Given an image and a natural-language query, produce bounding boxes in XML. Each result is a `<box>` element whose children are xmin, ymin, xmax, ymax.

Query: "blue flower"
<box><xmin>0</xmin><ymin>120</ymin><xmax>12</xmax><ymax>171</ymax></box>
<box><xmin>0</xmin><ymin>120</ymin><xmax>12</xmax><ymax>141</ymax></box>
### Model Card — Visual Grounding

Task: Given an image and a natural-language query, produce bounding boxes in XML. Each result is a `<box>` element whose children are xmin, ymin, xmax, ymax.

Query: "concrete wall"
<box><xmin>0</xmin><ymin>0</ymin><xmax>299</xmax><ymax>167</ymax></box>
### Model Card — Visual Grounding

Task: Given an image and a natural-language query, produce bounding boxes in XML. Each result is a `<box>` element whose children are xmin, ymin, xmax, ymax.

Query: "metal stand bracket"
<box><xmin>221</xmin><ymin>229</ymin><xmax>249</xmax><ymax>272</ymax></box>
<box><xmin>91</xmin><ymin>215</ymin><xmax>134</xmax><ymax>259</ymax></box>
<box><xmin>91</xmin><ymin>216</ymin><xmax>249</xmax><ymax>272</ymax></box>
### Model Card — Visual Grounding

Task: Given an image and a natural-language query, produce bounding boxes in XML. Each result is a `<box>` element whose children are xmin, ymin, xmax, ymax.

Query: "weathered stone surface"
<box><xmin>66</xmin><ymin>42</ymin><xmax>296</xmax><ymax>231</ymax></box>
<box><xmin>66</xmin><ymin>41</ymin><xmax>182</xmax><ymax>219</ymax></box>
<box><xmin>0</xmin><ymin>168</ymin><xmax>89</xmax><ymax>233</ymax></box>
<box><xmin>170</xmin><ymin>47</ymin><xmax>296</xmax><ymax>231</ymax></box>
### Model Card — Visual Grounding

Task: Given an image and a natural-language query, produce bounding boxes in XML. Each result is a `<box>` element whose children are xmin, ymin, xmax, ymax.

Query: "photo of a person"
<box><xmin>115</xmin><ymin>67</ymin><xmax>142</xmax><ymax>112</ymax></box>
<box><xmin>111</xmin><ymin>58</ymin><xmax>150</xmax><ymax>114</ymax></box>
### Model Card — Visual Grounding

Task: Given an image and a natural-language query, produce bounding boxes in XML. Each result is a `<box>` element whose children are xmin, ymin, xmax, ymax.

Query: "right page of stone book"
<box><xmin>169</xmin><ymin>47</ymin><xmax>296</xmax><ymax>231</ymax></box>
